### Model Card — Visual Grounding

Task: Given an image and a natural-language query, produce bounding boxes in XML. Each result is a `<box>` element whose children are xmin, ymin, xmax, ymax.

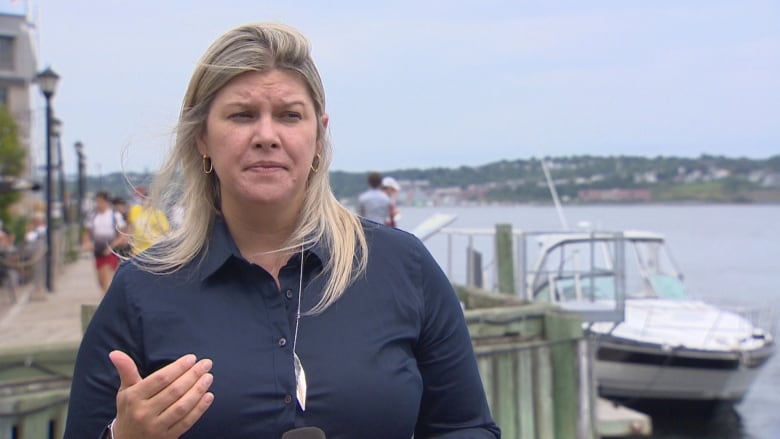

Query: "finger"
<box><xmin>168</xmin><ymin>391</ymin><xmax>215</xmax><ymax>438</ymax></box>
<box><xmin>109</xmin><ymin>350</ymin><xmax>142</xmax><ymax>390</ymax></box>
<box><xmin>150</xmin><ymin>358</ymin><xmax>213</xmax><ymax>413</ymax></box>
<box><xmin>112</xmin><ymin>354</ymin><xmax>203</xmax><ymax>437</ymax></box>
<box><xmin>160</xmin><ymin>373</ymin><xmax>215</xmax><ymax>434</ymax></box>
<box><xmin>134</xmin><ymin>354</ymin><xmax>199</xmax><ymax>399</ymax></box>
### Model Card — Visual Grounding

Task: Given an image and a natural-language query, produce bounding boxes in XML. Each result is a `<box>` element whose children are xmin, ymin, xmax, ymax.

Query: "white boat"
<box><xmin>527</xmin><ymin>230</ymin><xmax>775</xmax><ymax>402</ymax></box>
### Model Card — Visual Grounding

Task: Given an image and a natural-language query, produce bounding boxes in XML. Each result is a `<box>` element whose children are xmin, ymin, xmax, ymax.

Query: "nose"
<box><xmin>252</xmin><ymin>115</ymin><xmax>280</xmax><ymax>149</ymax></box>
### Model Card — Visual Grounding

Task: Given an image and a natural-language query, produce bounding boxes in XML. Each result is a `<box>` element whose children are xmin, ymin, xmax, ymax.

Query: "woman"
<box><xmin>65</xmin><ymin>23</ymin><xmax>499</xmax><ymax>439</ymax></box>
<box><xmin>82</xmin><ymin>191</ymin><xmax>128</xmax><ymax>293</ymax></box>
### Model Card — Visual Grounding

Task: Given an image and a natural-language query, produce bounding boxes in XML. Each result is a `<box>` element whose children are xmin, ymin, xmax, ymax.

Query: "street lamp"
<box><xmin>52</xmin><ymin>117</ymin><xmax>68</xmax><ymax>225</ymax></box>
<box><xmin>74</xmin><ymin>141</ymin><xmax>86</xmax><ymax>234</ymax></box>
<box><xmin>35</xmin><ymin>66</ymin><xmax>60</xmax><ymax>292</ymax></box>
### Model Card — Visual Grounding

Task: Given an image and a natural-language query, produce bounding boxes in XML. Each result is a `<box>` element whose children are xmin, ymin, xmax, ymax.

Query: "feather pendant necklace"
<box><xmin>292</xmin><ymin>246</ymin><xmax>307</xmax><ymax>411</ymax></box>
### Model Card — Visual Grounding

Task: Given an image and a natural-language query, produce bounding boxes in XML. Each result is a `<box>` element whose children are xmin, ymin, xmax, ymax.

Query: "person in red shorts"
<box><xmin>82</xmin><ymin>191</ymin><xmax>128</xmax><ymax>294</ymax></box>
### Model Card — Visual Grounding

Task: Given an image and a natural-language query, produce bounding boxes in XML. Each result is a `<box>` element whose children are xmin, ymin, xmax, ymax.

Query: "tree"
<box><xmin>0</xmin><ymin>105</ymin><xmax>26</xmax><ymax>226</ymax></box>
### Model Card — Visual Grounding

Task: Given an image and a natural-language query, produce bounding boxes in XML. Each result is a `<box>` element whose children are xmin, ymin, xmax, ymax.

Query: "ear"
<box><xmin>317</xmin><ymin>113</ymin><xmax>329</xmax><ymax>155</ymax></box>
<box><xmin>196</xmin><ymin>134</ymin><xmax>208</xmax><ymax>157</ymax></box>
<box><xmin>320</xmin><ymin>112</ymin><xmax>329</xmax><ymax>131</ymax></box>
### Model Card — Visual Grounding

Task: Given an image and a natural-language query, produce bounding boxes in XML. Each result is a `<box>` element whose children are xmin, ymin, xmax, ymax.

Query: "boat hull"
<box><xmin>592</xmin><ymin>338</ymin><xmax>774</xmax><ymax>402</ymax></box>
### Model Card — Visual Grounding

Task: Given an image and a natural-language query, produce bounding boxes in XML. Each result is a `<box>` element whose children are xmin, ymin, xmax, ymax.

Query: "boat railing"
<box><xmin>437</xmin><ymin>227</ymin><xmax>500</xmax><ymax>291</ymax></box>
<box><xmin>433</xmin><ymin>225</ymin><xmax>628</xmax><ymax>324</ymax></box>
<box><xmin>634</xmin><ymin>302</ymin><xmax>776</xmax><ymax>349</ymax></box>
<box><xmin>707</xmin><ymin>303</ymin><xmax>777</xmax><ymax>342</ymax></box>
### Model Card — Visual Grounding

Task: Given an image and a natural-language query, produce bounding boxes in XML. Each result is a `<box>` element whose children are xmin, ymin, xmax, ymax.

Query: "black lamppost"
<box><xmin>75</xmin><ymin>141</ymin><xmax>86</xmax><ymax>234</ymax></box>
<box><xmin>52</xmin><ymin>117</ymin><xmax>68</xmax><ymax>225</ymax></box>
<box><xmin>35</xmin><ymin>66</ymin><xmax>60</xmax><ymax>292</ymax></box>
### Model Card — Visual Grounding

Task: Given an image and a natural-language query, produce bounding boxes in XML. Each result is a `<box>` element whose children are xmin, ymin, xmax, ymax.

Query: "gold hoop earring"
<box><xmin>310</xmin><ymin>153</ymin><xmax>321</xmax><ymax>173</ymax></box>
<box><xmin>203</xmin><ymin>155</ymin><xmax>213</xmax><ymax>174</ymax></box>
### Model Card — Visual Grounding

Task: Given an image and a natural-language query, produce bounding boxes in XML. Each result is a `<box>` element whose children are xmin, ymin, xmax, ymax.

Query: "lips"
<box><xmin>246</xmin><ymin>161</ymin><xmax>287</xmax><ymax>172</ymax></box>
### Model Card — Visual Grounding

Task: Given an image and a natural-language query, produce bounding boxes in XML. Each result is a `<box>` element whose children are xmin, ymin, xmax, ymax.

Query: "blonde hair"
<box><xmin>139</xmin><ymin>22</ymin><xmax>367</xmax><ymax>313</ymax></box>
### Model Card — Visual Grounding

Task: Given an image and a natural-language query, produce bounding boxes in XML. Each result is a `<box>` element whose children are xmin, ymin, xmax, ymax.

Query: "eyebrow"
<box><xmin>277</xmin><ymin>99</ymin><xmax>307</xmax><ymax>107</ymax></box>
<box><xmin>221</xmin><ymin>98</ymin><xmax>308</xmax><ymax>109</ymax></box>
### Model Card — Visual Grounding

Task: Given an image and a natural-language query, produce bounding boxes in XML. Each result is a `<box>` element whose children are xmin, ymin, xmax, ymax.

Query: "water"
<box><xmin>397</xmin><ymin>204</ymin><xmax>780</xmax><ymax>439</ymax></box>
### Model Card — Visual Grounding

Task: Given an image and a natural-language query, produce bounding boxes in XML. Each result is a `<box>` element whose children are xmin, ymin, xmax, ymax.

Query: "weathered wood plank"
<box><xmin>495</xmin><ymin>353</ymin><xmax>516</xmax><ymax>438</ymax></box>
<box><xmin>545</xmin><ymin>311</ymin><xmax>585</xmax><ymax>439</ymax></box>
<box><xmin>495</xmin><ymin>224</ymin><xmax>515</xmax><ymax>294</ymax></box>
<box><xmin>0</xmin><ymin>343</ymin><xmax>78</xmax><ymax>384</ymax></box>
<box><xmin>534</xmin><ymin>346</ymin><xmax>555</xmax><ymax>439</ymax></box>
<box><xmin>516</xmin><ymin>349</ymin><xmax>536</xmax><ymax>439</ymax></box>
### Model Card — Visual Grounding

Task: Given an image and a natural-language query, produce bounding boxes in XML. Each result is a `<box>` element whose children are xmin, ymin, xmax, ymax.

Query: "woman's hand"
<box><xmin>109</xmin><ymin>350</ymin><xmax>215</xmax><ymax>439</ymax></box>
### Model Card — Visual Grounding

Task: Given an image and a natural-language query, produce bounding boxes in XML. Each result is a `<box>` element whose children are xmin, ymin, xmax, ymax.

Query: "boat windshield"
<box><xmin>531</xmin><ymin>236</ymin><xmax>623</xmax><ymax>304</ymax></box>
<box><xmin>530</xmin><ymin>235</ymin><xmax>688</xmax><ymax>303</ymax></box>
<box><xmin>626</xmin><ymin>239</ymin><xmax>688</xmax><ymax>299</ymax></box>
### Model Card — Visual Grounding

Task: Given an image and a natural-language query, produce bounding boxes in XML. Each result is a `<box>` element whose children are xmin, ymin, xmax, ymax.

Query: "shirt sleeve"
<box><xmin>84</xmin><ymin>213</ymin><xmax>93</xmax><ymax>231</ymax></box>
<box><xmin>116</xmin><ymin>211</ymin><xmax>127</xmax><ymax>229</ymax></box>
<box><xmin>63</xmin><ymin>266</ymin><xmax>142</xmax><ymax>439</ymax></box>
<box><xmin>412</xmin><ymin>241</ymin><xmax>501</xmax><ymax>438</ymax></box>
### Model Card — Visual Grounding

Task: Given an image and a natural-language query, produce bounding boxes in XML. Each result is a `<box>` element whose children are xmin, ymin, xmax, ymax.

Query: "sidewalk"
<box><xmin>0</xmin><ymin>255</ymin><xmax>102</xmax><ymax>350</ymax></box>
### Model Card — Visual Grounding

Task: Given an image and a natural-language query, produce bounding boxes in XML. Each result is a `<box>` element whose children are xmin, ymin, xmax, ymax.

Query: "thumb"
<box><xmin>109</xmin><ymin>350</ymin><xmax>142</xmax><ymax>390</ymax></box>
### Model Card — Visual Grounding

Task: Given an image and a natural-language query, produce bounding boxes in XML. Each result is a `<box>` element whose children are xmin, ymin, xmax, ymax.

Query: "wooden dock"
<box><xmin>459</xmin><ymin>285</ymin><xmax>652</xmax><ymax>438</ymax></box>
<box><xmin>0</xmin><ymin>253</ymin><xmax>101</xmax><ymax>439</ymax></box>
<box><xmin>596</xmin><ymin>398</ymin><xmax>652</xmax><ymax>437</ymax></box>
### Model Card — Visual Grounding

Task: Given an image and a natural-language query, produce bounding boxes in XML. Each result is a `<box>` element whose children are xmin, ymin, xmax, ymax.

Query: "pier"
<box><xmin>0</xmin><ymin>255</ymin><xmax>101</xmax><ymax>349</ymax></box>
<box><xmin>0</xmin><ymin>253</ymin><xmax>100</xmax><ymax>438</ymax></box>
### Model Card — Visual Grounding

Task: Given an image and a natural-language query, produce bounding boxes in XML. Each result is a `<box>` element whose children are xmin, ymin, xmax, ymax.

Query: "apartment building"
<box><xmin>0</xmin><ymin>10</ymin><xmax>38</xmax><ymax>181</ymax></box>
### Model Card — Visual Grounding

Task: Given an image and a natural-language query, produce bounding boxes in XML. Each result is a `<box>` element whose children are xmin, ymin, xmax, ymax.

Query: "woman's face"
<box><xmin>198</xmin><ymin>69</ymin><xmax>326</xmax><ymax>218</ymax></box>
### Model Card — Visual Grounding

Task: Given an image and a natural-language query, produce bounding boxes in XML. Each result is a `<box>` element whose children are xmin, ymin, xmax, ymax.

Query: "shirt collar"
<box><xmin>198</xmin><ymin>216</ymin><xmax>326</xmax><ymax>281</ymax></box>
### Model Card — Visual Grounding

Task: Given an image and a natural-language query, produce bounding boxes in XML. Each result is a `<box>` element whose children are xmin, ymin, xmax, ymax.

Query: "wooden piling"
<box><xmin>495</xmin><ymin>224</ymin><xmax>515</xmax><ymax>294</ymax></box>
<box><xmin>464</xmin><ymin>294</ymin><xmax>595</xmax><ymax>439</ymax></box>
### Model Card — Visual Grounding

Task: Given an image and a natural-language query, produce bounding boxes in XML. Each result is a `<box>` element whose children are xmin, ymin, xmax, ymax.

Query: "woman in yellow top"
<box><xmin>127</xmin><ymin>187</ymin><xmax>171</xmax><ymax>254</ymax></box>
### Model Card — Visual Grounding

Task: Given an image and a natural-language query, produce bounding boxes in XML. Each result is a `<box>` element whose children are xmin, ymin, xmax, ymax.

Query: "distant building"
<box><xmin>633</xmin><ymin>171</ymin><xmax>658</xmax><ymax>184</ymax></box>
<box><xmin>0</xmin><ymin>11</ymin><xmax>38</xmax><ymax>174</ymax></box>
<box><xmin>0</xmin><ymin>11</ymin><xmax>39</xmax><ymax>212</ymax></box>
<box><xmin>578</xmin><ymin>189</ymin><xmax>652</xmax><ymax>202</ymax></box>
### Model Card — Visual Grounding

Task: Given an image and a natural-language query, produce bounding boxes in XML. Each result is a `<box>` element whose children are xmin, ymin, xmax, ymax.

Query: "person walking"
<box><xmin>82</xmin><ymin>191</ymin><xmax>128</xmax><ymax>294</ymax></box>
<box><xmin>381</xmin><ymin>176</ymin><xmax>401</xmax><ymax>227</ymax></box>
<box><xmin>357</xmin><ymin>171</ymin><xmax>392</xmax><ymax>224</ymax></box>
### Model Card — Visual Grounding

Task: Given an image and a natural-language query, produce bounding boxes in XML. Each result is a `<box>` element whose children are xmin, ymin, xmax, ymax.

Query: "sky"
<box><xmin>5</xmin><ymin>0</ymin><xmax>780</xmax><ymax>175</ymax></box>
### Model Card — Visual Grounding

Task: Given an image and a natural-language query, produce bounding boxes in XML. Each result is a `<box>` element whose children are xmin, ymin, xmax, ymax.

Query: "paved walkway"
<box><xmin>0</xmin><ymin>254</ymin><xmax>102</xmax><ymax>350</ymax></box>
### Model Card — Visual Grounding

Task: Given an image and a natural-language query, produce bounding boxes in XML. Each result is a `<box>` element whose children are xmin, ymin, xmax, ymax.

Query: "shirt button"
<box><xmin>284</xmin><ymin>394</ymin><xmax>293</xmax><ymax>404</ymax></box>
<box><xmin>285</xmin><ymin>289</ymin><xmax>294</xmax><ymax>299</ymax></box>
<box><xmin>278</xmin><ymin>337</ymin><xmax>287</xmax><ymax>347</ymax></box>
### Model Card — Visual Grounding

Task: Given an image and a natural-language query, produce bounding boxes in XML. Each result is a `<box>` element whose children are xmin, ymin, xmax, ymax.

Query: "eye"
<box><xmin>229</xmin><ymin>111</ymin><xmax>254</xmax><ymax>121</ymax></box>
<box><xmin>281</xmin><ymin>111</ymin><xmax>303</xmax><ymax>121</ymax></box>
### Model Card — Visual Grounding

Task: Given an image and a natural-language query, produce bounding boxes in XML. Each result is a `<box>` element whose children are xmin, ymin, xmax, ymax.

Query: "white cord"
<box><xmin>292</xmin><ymin>245</ymin><xmax>304</xmax><ymax>353</ymax></box>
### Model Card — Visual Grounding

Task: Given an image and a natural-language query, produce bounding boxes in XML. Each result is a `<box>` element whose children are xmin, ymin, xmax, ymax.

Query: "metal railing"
<box><xmin>435</xmin><ymin>226</ymin><xmax>628</xmax><ymax>323</ymax></box>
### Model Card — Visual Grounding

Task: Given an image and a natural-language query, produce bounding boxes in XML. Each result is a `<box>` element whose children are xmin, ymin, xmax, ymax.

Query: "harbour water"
<box><xmin>398</xmin><ymin>204</ymin><xmax>780</xmax><ymax>439</ymax></box>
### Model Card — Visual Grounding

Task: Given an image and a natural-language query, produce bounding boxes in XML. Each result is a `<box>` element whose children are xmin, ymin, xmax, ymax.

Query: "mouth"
<box><xmin>246</xmin><ymin>161</ymin><xmax>287</xmax><ymax>173</ymax></box>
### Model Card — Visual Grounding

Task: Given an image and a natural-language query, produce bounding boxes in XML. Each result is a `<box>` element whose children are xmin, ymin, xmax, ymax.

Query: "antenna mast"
<box><xmin>541</xmin><ymin>160</ymin><xmax>569</xmax><ymax>231</ymax></box>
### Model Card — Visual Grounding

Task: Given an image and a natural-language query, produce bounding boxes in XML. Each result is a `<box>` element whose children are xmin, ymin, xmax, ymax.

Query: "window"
<box><xmin>0</xmin><ymin>36</ymin><xmax>14</xmax><ymax>70</ymax></box>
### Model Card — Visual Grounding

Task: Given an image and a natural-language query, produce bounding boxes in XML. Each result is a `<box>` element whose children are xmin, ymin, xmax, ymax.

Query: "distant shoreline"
<box><xmin>399</xmin><ymin>200</ymin><xmax>780</xmax><ymax>208</ymax></box>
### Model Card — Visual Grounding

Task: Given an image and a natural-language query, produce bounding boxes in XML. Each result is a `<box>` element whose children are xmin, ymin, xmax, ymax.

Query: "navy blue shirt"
<box><xmin>64</xmin><ymin>218</ymin><xmax>500</xmax><ymax>438</ymax></box>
